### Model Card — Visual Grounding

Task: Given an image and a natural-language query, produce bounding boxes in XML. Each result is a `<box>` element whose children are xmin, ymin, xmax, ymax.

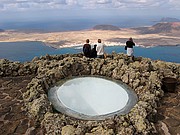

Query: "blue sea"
<box><xmin>1</xmin><ymin>17</ymin><xmax>157</xmax><ymax>32</ymax></box>
<box><xmin>0</xmin><ymin>41</ymin><xmax>179</xmax><ymax>63</ymax></box>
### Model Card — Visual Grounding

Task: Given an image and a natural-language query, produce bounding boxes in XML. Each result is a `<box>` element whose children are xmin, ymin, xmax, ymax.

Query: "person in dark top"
<box><xmin>125</xmin><ymin>37</ymin><xmax>135</xmax><ymax>61</ymax></box>
<box><xmin>83</xmin><ymin>39</ymin><xmax>91</xmax><ymax>58</ymax></box>
<box><xmin>125</xmin><ymin>37</ymin><xmax>135</xmax><ymax>56</ymax></box>
<box><xmin>90</xmin><ymin>45</ymin><xmax>97</xmax><ymax>58</ymax></box>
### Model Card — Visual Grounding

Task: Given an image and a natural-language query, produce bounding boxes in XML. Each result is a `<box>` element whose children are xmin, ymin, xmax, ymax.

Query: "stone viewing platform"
<box><xmin>0</xmin><ymin>53</ymin><xmax>180</xmax><ymax>135</ymax></box>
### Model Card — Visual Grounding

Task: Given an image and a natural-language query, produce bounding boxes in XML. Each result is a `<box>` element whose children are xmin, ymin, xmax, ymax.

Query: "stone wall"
<box><xmin>0</xmin><ymin>59</ymin><xmax>37</xmax><ymax>76</ymax></box>
<box><xmin>1</xmin><ymin>53</ymin><xmax>180</xmax><ymax>135</ymax></box>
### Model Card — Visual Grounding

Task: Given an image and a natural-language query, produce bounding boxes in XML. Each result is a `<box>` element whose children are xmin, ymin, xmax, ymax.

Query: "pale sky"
<box><xmin>0</xmin><ymin>0</ymin><xmax>180</xmax><ymax>22</ymax></box>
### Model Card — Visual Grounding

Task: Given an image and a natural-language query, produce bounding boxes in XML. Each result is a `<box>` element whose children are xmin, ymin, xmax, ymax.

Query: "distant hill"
<box><xmin>0</xmin><ymin>29</ymin><xmax>5</xmax><ymax>32</ymax></box>
<box><xmin>93</xmin><ymin>25</ymin><xmax>120</xmax><ymax>30</ymax></box>
<box><xmin>134</xmin><ymin>22</ymin><xmax>180</xmax><ymax>34</ymax></box>
<box><xmin>159</xmin><ymin>17</ymin><xmax>180</xmax><ymax>22</ymax></box>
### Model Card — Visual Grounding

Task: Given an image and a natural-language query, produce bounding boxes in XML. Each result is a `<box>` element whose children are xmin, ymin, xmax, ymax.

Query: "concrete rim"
<box><xmin>48</xmin><ymin>76</ymin><xmax>138</xmax><ymax>120</ymax></box>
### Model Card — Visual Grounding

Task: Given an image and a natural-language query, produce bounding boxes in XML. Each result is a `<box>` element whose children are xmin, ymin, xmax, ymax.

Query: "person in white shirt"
<box><xmin>96</xmin><ymin>39</ymin><xmax>105</xmax><ymax>58</ymax></box>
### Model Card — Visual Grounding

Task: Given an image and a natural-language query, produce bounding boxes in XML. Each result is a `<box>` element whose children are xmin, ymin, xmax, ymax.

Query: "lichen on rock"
<box><xmin>1</xmin><ymin>53</ymin><xmax>179</xmax><ymax>135</ymax></box>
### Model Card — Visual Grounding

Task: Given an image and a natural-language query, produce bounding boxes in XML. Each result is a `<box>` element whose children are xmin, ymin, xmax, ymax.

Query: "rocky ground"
<box><xmin>0</xmin><ymin>76</ymin><xmax>179</xmax><ymax>135</ymax></box>
<box><xmin>155</xmin><ymin>85</ymin><xmax>180</xmax><ymax>135</ymax></box>
<box><xmin>0</xmin><ymin>76</ymin><xmax>45</xmax><ymax>135</ymax></box>
<box><xmin>0</xmin><ymin>54</ymin><xmax>180</xmax><ymax>135</ymax></box>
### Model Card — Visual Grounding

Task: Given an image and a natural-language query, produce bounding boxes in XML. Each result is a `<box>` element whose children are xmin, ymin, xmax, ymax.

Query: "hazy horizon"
<box><xmin>0</xmin><ymin>0</ymin><xmax>180</xmax><ymax>31</ymax></box>
<box><xmin>0</xmin><ymin>15</ymin><xmax>162</xmax><ymax>31</ymax></box>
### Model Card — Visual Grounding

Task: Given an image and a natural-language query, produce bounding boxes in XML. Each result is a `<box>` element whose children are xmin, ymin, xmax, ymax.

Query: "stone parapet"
<box><xmin>0</xmin><ymin>53</ymin><xmax>180</xmax><ymax>135</ymax></box>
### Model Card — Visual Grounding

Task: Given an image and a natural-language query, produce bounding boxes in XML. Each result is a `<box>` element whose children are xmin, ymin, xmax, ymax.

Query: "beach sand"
<box><xmin>0</xmin><ymin>28</ymin><xmax>180</xmax><ymax>48</ymax></box>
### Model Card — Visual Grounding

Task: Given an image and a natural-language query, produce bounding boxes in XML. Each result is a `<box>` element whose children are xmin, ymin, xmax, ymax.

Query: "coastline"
<box><xmin>44</xmin><ymin>41</ymin><xmax>180</xmax><ymax>49</ymax></box>
<box><xmin>0</xmin><ymin>40</ymin><xmax>179</xmax><ymax>49</ymax></box>
<box><xmin>1</xmin><ymin>28</ymin><xmax>180</xmax><ymax>49</ymax></box>
<box><xmin>0</xmin><ymin>40</ymin><xmax>180</xmax><ymax>49</ymax></box>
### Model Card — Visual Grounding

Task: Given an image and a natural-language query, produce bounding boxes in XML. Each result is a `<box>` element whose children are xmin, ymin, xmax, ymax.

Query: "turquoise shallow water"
<box><xmin>0</xmin><ymin>41</ymin><xmax>179</xmax><ymax>63</ymax></box>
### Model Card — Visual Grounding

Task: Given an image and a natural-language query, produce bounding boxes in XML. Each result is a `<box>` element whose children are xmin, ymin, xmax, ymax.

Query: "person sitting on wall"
<box><xmin>83</xmin><ymin>39</ymin><xmax>91</xmax><ymax>58</ymax></box>
<box><xmin>90</xmin><ymin>45</ymin><xmax>97</xmax><ymax>58</ymax></box>
<box><xmin>96</xmin><ymin>39</ymin><xmax>105</xmax><ymax>58</ymax></box>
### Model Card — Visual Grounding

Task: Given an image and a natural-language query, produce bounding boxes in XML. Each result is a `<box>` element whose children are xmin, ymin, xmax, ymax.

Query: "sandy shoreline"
<box><xmin>41</xmin><ymin>40</ymin><xmax>180</xmax><ymax>49</ymax></box>
<box><xmin>0</xmin><ymin>28</ymin><xmax>180</xmax><ymax>49</ymax></box>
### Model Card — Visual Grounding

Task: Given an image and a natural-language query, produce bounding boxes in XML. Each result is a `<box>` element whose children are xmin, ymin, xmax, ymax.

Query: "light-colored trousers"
<box><xmin>127</xmin><ymin>48</ymin><xmax>134</xmax><ymax>56</ymax></box>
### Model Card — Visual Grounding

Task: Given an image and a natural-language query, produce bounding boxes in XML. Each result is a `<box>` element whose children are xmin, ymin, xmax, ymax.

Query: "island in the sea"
<box><xmin>0</xmin><ymin>19</ymin><xmax>180</xmax><ymax>135</ymax></box>
<box><xmin>0</xmin><ymin>22</ymin><xmax>180</xmax><ymax>48</ymax></box>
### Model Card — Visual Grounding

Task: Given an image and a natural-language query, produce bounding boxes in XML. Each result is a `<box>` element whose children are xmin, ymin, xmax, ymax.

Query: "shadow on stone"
<box><xmin>162</xmin><ymin>77</ymin><xmax>177</xmax><ymax>93</ymax></box>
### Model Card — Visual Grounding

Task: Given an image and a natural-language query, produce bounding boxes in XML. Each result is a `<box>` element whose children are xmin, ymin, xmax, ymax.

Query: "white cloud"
<box><xmin>111</xmin><ymin>0</ymin><xmax>171</xmax><ymax>9</ymax></box>
<box><xmin>66</xmin><ymin>0</ymin><xmax>78</xmax><ymax>5</ymax></box>
<box><xmin>169</xmin><ymin>0</ymin><xmax>180</xmax><ymax>10</ymax></box>
<box><xmin>0</xmin><ymin>0</ymin><xmax>69</xmax><ymax>11</ymax></box>
<box><xmin>0</xmin><ymin>0</ymin><xmax>179</xmax><ymax>11</ymax></box>
<box><xmin>96</xmin><ymin>0</ymin><xmax>112</xmax><ymax>4</ymax></box>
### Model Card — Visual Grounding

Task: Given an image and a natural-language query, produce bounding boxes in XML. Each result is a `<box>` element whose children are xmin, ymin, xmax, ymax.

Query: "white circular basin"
<box><xmin>48</xmin><ymin>76</ymin><xmax>137</xmax><ymax>120</ymax></box>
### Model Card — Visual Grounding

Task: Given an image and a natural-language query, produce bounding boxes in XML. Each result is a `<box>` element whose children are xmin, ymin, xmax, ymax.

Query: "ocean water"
<box><xmin>1</xmin><ymin>17</ymin><xmax>156</xmax><ymax>32</ymax></box>
<box><xmin>0</xmin><ymin>41</ymin><xmax>179</xmax><ymax>63</ymax></box>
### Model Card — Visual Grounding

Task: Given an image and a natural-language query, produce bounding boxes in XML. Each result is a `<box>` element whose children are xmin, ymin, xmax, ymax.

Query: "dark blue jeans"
<box><xmin>97</xmin><ymin>55</ymin><xmax>104</xmax><ymax>58</ymax></box>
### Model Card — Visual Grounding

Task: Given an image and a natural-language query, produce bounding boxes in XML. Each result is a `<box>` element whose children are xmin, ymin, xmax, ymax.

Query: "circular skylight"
<box><xmin>48</xmin><ymin>76</ymin><xmax>137</xmax><ymax>120</ymax></box>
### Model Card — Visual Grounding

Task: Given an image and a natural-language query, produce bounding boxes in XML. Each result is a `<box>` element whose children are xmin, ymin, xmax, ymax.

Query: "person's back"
<box><xmin>125</xmin><ymin>37</ymin><xmax>135</xmax><ymax>57</ymax></box>
<box><xmin>90</xmin><ymin>45</ymin><xmax>97</xmax><ymax>58</ymax></box>
<box><xmin>83</xmin><ymin>39</ymin><xmax>91</xmax><ymax>57</ymax></box>
<box><xmin>96</xmin><ymin>39</ymin><xmax>105</xmax><ymax>58</ymax></box>
<box><xmin>126</xmin><ymin>40</ymin><xmax>135</xmax><ymax>48</ymax></box>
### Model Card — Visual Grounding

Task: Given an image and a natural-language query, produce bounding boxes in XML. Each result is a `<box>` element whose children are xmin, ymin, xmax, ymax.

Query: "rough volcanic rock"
<box><xmin>0</xmin><ymin>53</ymin><xmax>180</xmax><ymax>135</ymax></box>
